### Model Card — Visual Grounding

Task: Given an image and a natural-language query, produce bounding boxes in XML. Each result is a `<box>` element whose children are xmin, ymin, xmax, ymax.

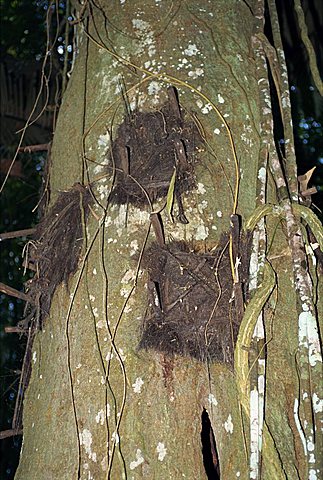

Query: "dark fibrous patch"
<box><xmin>109</xmin><ymin>87</ymin><xmax>202</xmax><ymax>213</ymax></box>
<box><xmin>20</xmin><ymin>183</ymin><xmax>92</xmax><ymax>330</ymax></box>
<box><xmin>139</xmin><ymin>234</ymin><xmax>252</xmax><ymax>365</ymax></box>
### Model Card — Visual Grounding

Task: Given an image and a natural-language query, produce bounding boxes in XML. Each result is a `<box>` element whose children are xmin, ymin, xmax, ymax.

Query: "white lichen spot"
<box><xmin>240</xmin><ymin>132</ymin><xmax>250</xmax><ymax>146</ymax></box>
<box><xmin>101</xmin><ymin>455</ymin><xmax>108</xmax><ymax>471</ymax></box>
<box><xmin>224</xmin><ymin>414</ymin><xmax>233</xmax><ymax>434</ymax></box>
<box><xmin>195</xmin><ymin>225</ymin><xmax>208</xmax><ymax>240</ymax></box>
<box><xmin>196</xmin><ymin>99</ymin><xmax>203</xmax><ymax>109</ymax></box>
<box><xmin>95</xmin><ymin>409</ymin><xmax>105</xmax><ymax>425</ymax></box>
<box><xmin>79</xmin><ymin>429</ymin><xmax>97</xmax><ymax>462</ymax></box>
<box><xmin>93</xmin><ymin>165</ymin><xmax>104</xmax><ymax>175</ymax></box>
<box><xmin>258</xmin><ymin>167</ymin><xmax>266</xmax><ymax>183</ymax></box>
<box><xmin>111</xmin><ymin>431</ymin><xmax>120</xmax><ymax>444</ymax></box>
<box><xmin>201</xmin><ymin>103</ymin><xmax>212</xmax><ymax>114</ymax></box>
<box><xmin>199</xmin><ymin>200</ymin><xmax>208</xmax><ymax>210</ymax></box>
<box><xmin>188</xmin><ymin>67</ymin><xmax>204</xmax><ymax>79</ymax></box>
<box><xmin>93</xmin><ymin>268</ymin><xmax>97</xmax><ymax>275</ymax></box>
<box><xmin>307</xmin><ymin>439</ymin><xmax>315</xmax><ymax>452</ymax></box>
<box><xmin>250</xmin><ymin>388</ymin><xmax>261</xmax><ymax>478</ymax></box>
<box><xmin>156</xmin><ymin>442</ymin><xmax>167</xmax><ymax>461</ymax></box>
<box><xmin>184</xmin><ymin>43</ymin><xmax>199</xmax><ymax>56</ymax></box>
<box><xmin>89</xmin><ymin>295</ymin><xmax>95</xmax><ymax>302</ymax></box>
<box><xmin>120</xmin><ymin>269</ymin><xmax>136</xmax><ymax>297</ymax></box>
<box><xmin>98</xmin><ymin>133</ymin><xmax>110</xmax><ymax>149</ymax></box>
<box><xmin>236</xmin><ymin>473</ymin><xmax>241</xmax><ymax>478</ymax></box>
<box><xmin>119</xmin><ymin>348</ymin><xmax>126</xmax><ymax>361</ymax></box>
<box><xmin>309</xmin><ymin>469</ymin><xmax>318</xmax><ymax>480</ymax></box>
<box><xmin>96</xmin><ymin>315</ymin><xmax>104</xmax><ymax>325</ymax></box>
<box><xmin>258</xmin><ymin>373</ymin><xmax>265</xmax><ymax>392</ymax></box>
<box><xmin>93</xmin><ymin>307</ymin><xmax>99</xmax><ymax>318</ymax></box>
<box><xmin>132</xmin><ymin>19</ymin><xmax>156</xmax><ymax>58</ymax></box>
<box><xmin>132</xmin><ymin>19</ymin><xmax>149</xmax><ymax>31</ymax></box>
<box><xmin>105</xmin><ymin>216</ymin><xmax>112</xmax><ymax>228</ymax></box>
<box><xmin>217</xmin><ymin>94</ymin><xmax>225</xmax><ymax>104</ymax></box>
<box><xmin>208</xmin><ymin>393</ymin><xmax>218</xmax><ymax>406</ymax></box>
<box><xmin>177</xmin><ymin>57</ymin><xmax>190</xmax><ymax>70</ymax></box>
<box><xmin>282</xmin><ymin>96</ymin><xmax>291</xmax><ymax>109</ymax></box>
<box><xmin>197</xmin><ymin>182</ymin><xmax>206</xmax><ymax>194</ymax></box>
<box><xmin>302</xmin><ymin>302</ymin><xmax>310</xmax><ymax>312</ymax></box>
<box><xmin>113</xmin><ymin>205</ymin><xmax>149</xmax><ymax>235</ymax></box>
<box><xmin>294</xmin><ymin>398</ymin><xmax>307</xmax><ymax>455</ymax></box>
<box><xmin>312</xmin><ymin>393</ymin><xmax>323</xmax><ymax>413</ymax></box>
<box><xmin>130</xmin><ymin>239</ymin><xmax>139</xmax><ymax>256</ymax></box>
<box><xmin>129</xmin><ymin>449</ymin><xmax>144</xmax><ymax>470</ymax></box>
<box><xmin>132</xmin><ymin>377</ymin><xmax>144</xmax><ymax>393</ymax></box>
<box><xmin>216</xmin><ymin>210</ymin><xmax>223</xmax><ymax>218</ymax></box>
<box><xmin>106</xmin><ymin>352</ymin><xmax>113</xmax><ymax>362</ymax></box>
<box><xmin>148</xmin><ymin>81</ymin><xmax>162</xmax><ymax>95</ymax></box>
<box><xmin>298</xmin><ymin>311</ymin><xmax>322</xmax><ymax>366</ymax></box>
<box><xmin>214</xmin><ymin>128</ymin><xmax>220</xmax><ymax>135</ymax></box>
<box><xmin>32</xmin><ymin>351</ymin><xmax>37</xmax><ymax>363</ymax></box>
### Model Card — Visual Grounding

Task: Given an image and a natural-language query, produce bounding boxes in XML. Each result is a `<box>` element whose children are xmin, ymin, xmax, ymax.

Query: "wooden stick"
<box><xmin>0</xmin><ymin>282</ymin><xmax>32</xmax><ymax>303</ymax></box>
<box><xmin>0</xmin><ymin>429</ymin><xmax>23</xmax><ymax>440</ymax></box>
<box><xmin>0</xmin><ymin>228</ymin><xmax>35</xmax><ymax>241</ymax></box>
<box><xmin>18</xmin><ymin>144</ymin><xmax>49</xmax><ymax>153</ymax></box>
<box><xmin>5</xmin><ymin>326</ymin><xmax>25</xmax><ymax>334</ymax></box>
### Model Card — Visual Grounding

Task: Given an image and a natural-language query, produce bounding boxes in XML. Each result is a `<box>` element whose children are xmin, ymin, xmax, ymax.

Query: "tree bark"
<box><xmin>15</xmin><ymin>1</ymin><xmax>322</xmax><ymax>479</ymax></box>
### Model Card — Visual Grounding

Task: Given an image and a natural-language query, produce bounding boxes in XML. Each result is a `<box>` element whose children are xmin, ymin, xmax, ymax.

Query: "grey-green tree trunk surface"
<box><xmin>15</xmin><ymin>1</ymin><xmax>322</xmax><ymax>479</ymax></box>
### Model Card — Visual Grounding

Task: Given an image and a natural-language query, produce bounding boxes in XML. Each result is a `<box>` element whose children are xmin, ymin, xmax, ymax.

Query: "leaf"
<box><xmin>298</xmin><ymin>166</ymin><xmax>316</xmax><ymax>194</ymax></box>
<box><xmin>166</xmin><ymin>168</ymin><xmax>177</xmax><ymax>222</ymax></box>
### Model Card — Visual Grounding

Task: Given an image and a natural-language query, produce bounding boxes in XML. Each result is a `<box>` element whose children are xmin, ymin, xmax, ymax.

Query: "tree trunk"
<box><xmin>15</xmin><ymin>1</ymin><xmax>322</xmax><ymax>479</ymax></box>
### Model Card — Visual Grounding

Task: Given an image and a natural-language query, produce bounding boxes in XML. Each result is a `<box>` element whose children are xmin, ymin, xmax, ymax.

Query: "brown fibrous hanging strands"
<box><xmin>139</xmin><ymin>232</ymin><xmax>252</xmax><ymax>366</ymax></box>
<box><xmin>20</xmin><ymin>183</ymin><xmax>92</xmax><ymax>331</ymax></box>
<box><xmin>109</xmin><ymin>86</ymin><xmax>203</xmax><ymax>218</ymax></box>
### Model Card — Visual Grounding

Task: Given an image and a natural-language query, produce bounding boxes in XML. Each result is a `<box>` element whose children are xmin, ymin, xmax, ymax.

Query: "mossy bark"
<box><xmin>15</xmin><ymin>1</ymin><xmax>321</xmax><ymax>479</ymax></box>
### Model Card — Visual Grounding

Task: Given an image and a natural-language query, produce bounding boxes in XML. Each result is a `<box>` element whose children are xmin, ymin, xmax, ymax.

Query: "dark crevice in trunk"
<box><xmin>201</xmin><ymin>408</ymin><xmax>220</xmax><ymax>479</ymax></box>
